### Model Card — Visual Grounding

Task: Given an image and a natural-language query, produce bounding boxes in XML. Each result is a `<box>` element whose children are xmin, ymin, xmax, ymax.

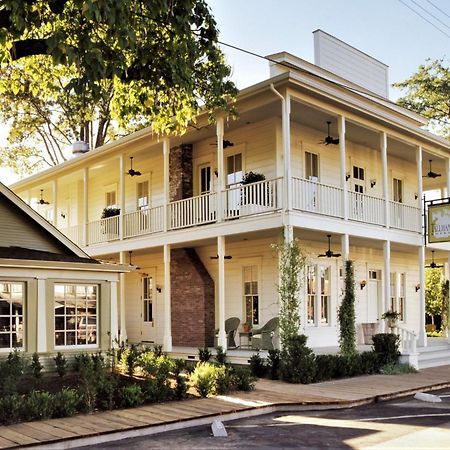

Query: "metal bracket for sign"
<box><xmin>424</xmin><ymin>196</ymin><xmax>450</xmax><ymax>246</ymax></box>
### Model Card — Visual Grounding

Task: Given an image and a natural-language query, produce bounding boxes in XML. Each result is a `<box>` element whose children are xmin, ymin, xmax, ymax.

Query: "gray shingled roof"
<box><xmin>0</xmin><ymin>246</ymin><xmax>99</xmax><ymax>264</ymax></box>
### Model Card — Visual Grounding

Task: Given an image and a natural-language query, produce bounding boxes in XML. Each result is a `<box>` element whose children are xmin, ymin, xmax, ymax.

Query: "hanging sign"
<box><xmin>428</xmin><ymin>202</ymin><xmax>450</xmax><ymax>243</ymax></box>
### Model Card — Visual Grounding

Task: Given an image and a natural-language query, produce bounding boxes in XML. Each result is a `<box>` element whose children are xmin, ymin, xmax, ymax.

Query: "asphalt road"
<box><xmin>86</xmin><ymin>390</ymin><xmax>450</xmax><ymax>449</ymax></box>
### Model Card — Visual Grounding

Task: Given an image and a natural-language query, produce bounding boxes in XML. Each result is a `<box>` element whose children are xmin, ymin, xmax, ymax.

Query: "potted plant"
<box><xmin>240</xmin><ymin>171</ymin><xmax>271</xmax><ymax>215</ymax></box>
<box><xmin>381</xmin><ymin>310</ymin><xmax>401</xmax><ymax>328</ymax></box>
<box><xmin>242</xmin><ymin>321</ymin><xmax>252</xmax><ymax>333</ymax></box>
<box><xmin>101</xmin><ymin>207</ymin><xmax>121</xmax><ymax>219</ymax></box>
<box><xmin>101</xmin><ymin>207</ymin><xmax>120</xmax><ymax>236</ymax></box>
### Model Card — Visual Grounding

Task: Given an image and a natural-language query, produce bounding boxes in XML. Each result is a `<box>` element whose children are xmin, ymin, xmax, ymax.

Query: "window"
<box><xmin>199</xmin><ymin>165</ymin><xmax>211</xmax><ymax>195</ymax></box>
<box><xmin>54</xmin><ymin>284</ymin><xmax>98</xmax><ymax>347</ymax></box>
<box><xmin>305</xmin><ymin>152</ymin><xmax>319</xmax><ymax>180</ymax></box>
<box><xmin>393</xmin><ymin>178</ymin><xmax>403</xmax><ymax>203</ymax></box>
<box><xmin>143</xmin><ymin>276</ymin><xmax>153</xmax><ymax>322</ymax></box>
<box><xmin>320</xmin><ymin>267</ymin><xmax>330</xmax><ymax>324</ymax></box>
<box><xmin>307</xmin><ymin>266</ymin><xmax>316</xmax><ymax>325</ymax></box>
<box><xmin>137</xmin><ymin>181</ymin><xmax>149</xmax><ymax>210</ymax></box>
<box><xmin>353</xmin><ymin>165</ymin><xmax>365</xmax><ymax>193</ymax></box>
<box><xmin>243</xmin><ymin>266</ymin><xmax>259</xmax><ymax>326</ymax></box>
<box><xmin>226</xmin><ymin>153</ymin><xmax>243</xmax><ymax>187</ymax></box>
<box><xmin>105</xmin><ymin>190</ymin><xmax>117</xmax><ymax>209</ymax></box>
<box><xmin>307</xmin><ymin>265</ymin><xmax>331</xmax><ymax>326</ymax></box>
<box><xmin>0</xmin><ymin>282</ymin><xmax>24</xmax><ymax>350</ymax></box>
<box><xmin>399</xmin><ymin>273</ymin><xmax>406</xmax><ymax>321</ymax></box>
<box><xmin>389</xmin><ymin>272</ymin><xmax>396</xmax><ymax>312</ymax></box>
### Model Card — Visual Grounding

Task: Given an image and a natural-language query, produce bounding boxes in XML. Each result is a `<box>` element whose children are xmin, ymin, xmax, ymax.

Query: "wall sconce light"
<box><xmin>360</xmin><ymin>280</ymin><xmax>367</xmax><ymax>290</ymax></box>
<box><xmin>415</xmin><ymin>283</ymin><xmax>420</xmax><ymax>292</ymax></box>
<box><xmin>60</xmin><ymin>212</ymin><xmax>66</xmax><ymax>219</ymax></box>
<box><xmin>214</xmin><ymin>169</ymin><xmax>218</xmax><ymax>177</ymax></box>
<box><xmin>345</xmin><ymin>172</ymin><xmax>351</xmax><ymax>181</ymax></box>
<box><xmin>156</xmin><ymin>285</ymin><xmax>162</xmax><ymax>293</ymax></box>
<box><xmin>210</xmin><ymin>255</ymin><xmax>232</xmax><ymax>260</ymax></box>
<box><xmin>414</xmin><ymin>193</ymin><xmax>418</xmax><ymax>200</ymax></box>
<box><xmin>370</xmin><ymin>179</ymin><xmax>376</xmax><ymax>188</ymax></box>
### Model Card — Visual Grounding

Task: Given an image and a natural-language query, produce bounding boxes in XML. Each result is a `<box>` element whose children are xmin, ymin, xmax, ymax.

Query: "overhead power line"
<box><xmin>410</xmin><ymin>0</ymin><xmax>450</xmax><ymax>30</ymax></box>
<box><xmin>425</xmin><ymin>0</ymin><xmax>450</xmax><ymax>20</ymax></box>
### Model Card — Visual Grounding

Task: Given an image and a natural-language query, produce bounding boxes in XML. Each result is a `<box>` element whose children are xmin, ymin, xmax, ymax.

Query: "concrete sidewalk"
<box><xmin>1</xmin><ymin>365</ymin><xmax>450</xmax><ymax>449</ymax></box>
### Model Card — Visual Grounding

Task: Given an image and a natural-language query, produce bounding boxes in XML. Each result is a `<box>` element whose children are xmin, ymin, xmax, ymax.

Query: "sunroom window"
<box><xmin>0</xmin><ymin>282</ymin><xmax>24</xmax><ymax>350</ymax></box>
<box><xmin>54</xmin><ymin>284</ymin><xmax>98</xmax><ymax>347</ymax></box>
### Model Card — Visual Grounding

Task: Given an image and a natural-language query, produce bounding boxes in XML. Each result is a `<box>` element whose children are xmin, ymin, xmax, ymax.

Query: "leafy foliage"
<box><xmin>425</xmin><ymin>268</ymin><xmax>444</xmax><ymax>321</ymax></box>
<box><xmin>372</xmin><ymin>333</ymin><xmax>400</xmax><ymax>366</ymax></box>
<box><xmin>249</xmin><ymin>352</ymin><xmax>266</xmax><ymax>378</ymax></box>
<box><xmin>338</xmin><ymin>260</ymin><xmax>357</xmax><ymax>356</ymax></box>
<box><xmin>198</xmin><ymin>347</ymin><xmax>212</xmax><ymax>362</ymax></box>
<box><xmin>53</xmin><ymin>352</ymin><xmax>67</xmax><ymax>378</ymax></box>
<box><xmin>280</xmin><ymin>335</ymin><xmax>316</xmax><ymax>384</ymax></box>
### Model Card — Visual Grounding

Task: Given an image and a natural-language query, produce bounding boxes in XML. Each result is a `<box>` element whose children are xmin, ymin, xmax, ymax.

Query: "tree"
<box><xmin>394</xmin><ymin>59</ymin><xmax>450</xmax><ymax>138</ymax></box>
<box><xmin>0</xmin><ymin>1</ymin><xmax>237</xmax><ymax>173</ymax></box>
<box><xmin>425</xmin><ymin>268</ymin><xmax>443</xmax><ymax>326</ymax></box>
<box><xmin>338</xmin><ymin>260</ymin><xmax>356</xmax><ymax>356</ymax></box>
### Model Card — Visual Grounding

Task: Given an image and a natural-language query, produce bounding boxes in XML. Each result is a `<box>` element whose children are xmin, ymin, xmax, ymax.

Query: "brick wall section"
<box><xmin>171</xmin><ymin>248</ymin><xmax>215</xmax><ymax>347</ymax></box>
<box><xmin>169</xmin><ymin>144</ymin><xmax>193</xmax><ymax>201</ymax></box>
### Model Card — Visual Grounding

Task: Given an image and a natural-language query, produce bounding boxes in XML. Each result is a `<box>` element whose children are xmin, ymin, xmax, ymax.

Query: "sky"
<box><xmin>1</xmin><ymin>0</ymin><xmax>450</xmax><ymax>185</ymax></box>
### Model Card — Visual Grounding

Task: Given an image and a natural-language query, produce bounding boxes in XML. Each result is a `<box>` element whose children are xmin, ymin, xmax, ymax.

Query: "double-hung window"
<box><xmin>243</xmin><ymin>266</ymin><xmax>259</xmax><ymax>326</ymax></box>
<box><xmin>0</xmin><ymin>282</ymin><xmax>24</xmax><ymax>350</ymax></box>
<box><xmin>307</xmin><ymin>265</ymin><xmax>331</xmax><ymax>326</ymax></box>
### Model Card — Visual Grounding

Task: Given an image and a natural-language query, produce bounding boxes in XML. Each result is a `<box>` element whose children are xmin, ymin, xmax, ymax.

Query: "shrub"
<box><xmin>118</xmin><ymin>384</ymin><xmax>144</xmax><ymax>408</ymax></box>
<box><xmin>53</xmin><ymin>388</ymin><xmax>78</xmax><ymax>418</ymax></box>
<box><xmin>0</xmin><ymin>393</ymin><xmax>22</xmax><ymax>424</ymax></box>
<box><xmin>54</xmin><ymin>352</ymin><xmax>67</xmax><ymax>377</ymax></box>
<box><xmin>0</xmin><ymin>350</ymin><xmax>26</xmax><ymax>395</ymax></box>
<box><xmin>138</xmin><ymin>352</ymin><xmax>175</xmax><ymax>401</ymax></box>
<box><xmin>215</xmin><ymin>365</ymin><xmax>233</xmax><ymax>394</ymax></box>
<box><xmin>232</xmin><ymin>366</ymin><xmax>257</xmax><ymax>391</ymax></box>
<box><xmin>280</xmin><ymin>335</ymin><xmax>316</xmax><ymax>384</ymax></box>
<box><xmin>359</xmin><ymin>351</ymin><xmax>381</xmax><ymax>374</ymax></box>
<box><xmin>153</xmin><ymin>344</ymin><xmax>164</xmax><ymax>357</ymax></box>
<box><xmin>119</xmin><ymin>345</ymin><xmax>141</xmax><ymax>376</ymax></box>
<box><xmin>372</xmin><ymin>333</ymin><xmax>400</xmax><ymax>366</ymax></box>
<box><xmin>215</xmin><ymin>346</ymin><xmax>227</xmax><ymax>364</ymax></box>
<box><xmin>249</xmin><ymin>352</ymin><xmax>266</xmax><ymax>378</ymax></box>
<box><xmin>96</xmin><ymin>374</ymin><xmax>117</xmax><ymax>410</ymax></box>
<box><xmin>190</xmin><ymin>362</ymin><xmax>221</xmax><ymax>397</ymax></box>
<box><xmin>198</xmin><ymin>347</ymin><xmax>212</xmax><ymax>362</ymax></box>
<box><xmin>23</xmin><ymin>391</ymin><xmax>55</xmax><ymax>421</ymax></box>
<box><xmin>338</xmin><ymin>260</ymin><xmax>357</xmax><ymax>356</ymax></box>
<box><xmin>315</xmin><ymin>354</ymin><xmax>339</xmax><ymax>381</ymax></box>
<box><xmin>30</xmin><ymin>352</ymin><xmax>43</xmax><ymax>380</ymax></box>
<box><xmin>267</xmin><ymin>349</ymin><xmax>281</xmax><ymax>380</ymax></box>
<box><xmin>380</xmin><ymin>363</ymin><xmax>418</xmax><ymax>375</ymax></box>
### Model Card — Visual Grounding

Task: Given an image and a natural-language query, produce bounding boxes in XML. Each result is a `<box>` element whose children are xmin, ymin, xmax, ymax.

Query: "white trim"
<box><xmin>37</xmin><ymin>278</ymin><xmax>47</xmax><ymax>352</ymax></box>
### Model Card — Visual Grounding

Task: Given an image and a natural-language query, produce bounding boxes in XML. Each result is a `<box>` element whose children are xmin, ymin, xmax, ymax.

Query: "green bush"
<box><xmin>0</xmin><ymin>350</ymin><xmax>26</xmax><ymax>395</ymax></box>
<box><xmin>232</xmin><ymin>366</ymin><xmax>257</xmax><ymax>391</ymax></box>
<box><xmin>190</xmin><ymin>362</ymin><xmax>222</xmax><ymax>397</ymax></box>
<box><xmin>23</xmin><ymin>391</ymin><xmax>55</xmax><ymax>421</ymax></box>
<box><xmin>119</xmin><ymin>345</ymin><xmax>141</xmax><ymax>376</ymax></box>
<box><xmin>380</xmin><ymin>363</ymin><xmax>418</xmax><ymax>375</ymax></box>
<box><xmin>359</xmin><ymin>351</ymin><xmax>381</xmax><ymax>374</ymax></box>
<box><xmin>372</xmin><ymin>333</ymin><xmax>400</xmax><ymax>366</ymax></box>
<box><xmin>249</xmin><ymin>352</ymin><xmax>266</xmax><ymax>378</ymax></box>
<box><xmin>280</xmin><ymin>335</ymin><xmax>316</xmax><ymax>384</ymax></box>
<box><xmin>54</xmin><ymin>352</ymin><xmax>67</xmax><ymax>377</ymax></box>
<box><xmin>96</xmin><ymin>374</ymin><xmax>117</xmax><ymax>410</ymax></box>
<box><xmin>118</xmin><ymin>384</ymin><xmax>144</xmax><ymax>408</ymax></box>
<box><xmin>267</xmin><ymin>349</ymin><xmax>281</xmax><ymax>380</ymax></box>
<box><xmin>315</xmin><ymin>354</ymin><xmax>338</xmax><ymax>381</ymax></box>
<box><xmin>198</xmin><ymin>347</ymin><xmax>212</xmax><ymax>362</ymax></box>
<box><xmin>0</xmin><ymin>393</ymin><xmax>22</xmax><ymax>424</ymax></box>
<box><xmin>215</xmin><ymin>346</ymin><xmax>227</xmax><ymax>364</ymax></box>
<box><xmin>53</xmin><ymin>388</ymin><xmax>78</xmax><ymax>418</ymax></box>
<box><xmin>215</xmin><ymin>365</ymin><xmax>233</xmax><ymax>394</ymax></box>
<box><xmin>153</xmin><ymin>344</ymin><xmax>164</xmax><ymax>357</ymax></box>
<box><xmin>30</xmin><ymin>352</ymin><xmax>43</xmax><ymax>380</ymax></box>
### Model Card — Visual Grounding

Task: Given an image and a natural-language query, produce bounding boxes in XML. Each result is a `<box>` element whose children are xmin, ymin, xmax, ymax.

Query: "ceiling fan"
<box><xmin>318</xmin><ymin>235</ymin><xmax>341</xmax><ymax>258</ymax></box>
<box><xmin>126</xmin><ymin>156</ymin><xmax>141</xmax><ymax>177</ymax></box>
<box><xmin>426</xmin><ymin>250</ymin><xmax>444</xmax><ymax>269</ymax></box>
<box><xmin>209</xmin><ymin>140</ymin><xmax>234</xmax><ymax>149</ymax></box>
<box><xmin>37</xmin><ymin>189</ymin><xmax>50</xmax><ymax>205</ymax></box>
<box><xmin>319</xmin><ymin>121</ymin><xmax>339</xmax><ymax>146</ymax></box>
<box><xmin>423</xmin><ymin>160</ymin><xmax>441</xmax><ymax>179</ymax></box>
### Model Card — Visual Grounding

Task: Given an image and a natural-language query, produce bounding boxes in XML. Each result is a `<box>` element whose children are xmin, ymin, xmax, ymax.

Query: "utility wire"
<box><xmin>425</xmin><ymin>0</ymin><xmax>450</xmax><ymax>20</ymax></box>
<box><xmin>398</xmin><ymin>0</ymin><xmax>450</xmax><ymax>38</ymax></box>
<box><xmin>410</xmin><ymin>0</ymin><xmax>450</xmax><ymax>30</ymax></box>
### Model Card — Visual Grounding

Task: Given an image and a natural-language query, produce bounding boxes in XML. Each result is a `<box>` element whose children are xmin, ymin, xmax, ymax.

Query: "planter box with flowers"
<box><xmin>381</xmin><ymin>310</ymin><xmax>401</xmax><ymax>329</ymax></box>
<box><xmin>240</xmin><ymin>171</ymin><xmax>272</xmax><ymax>216</ymax></box>
<box><xmin>101</xmin><ymin>207</ymin><xmax>120</xmax><ymax>238</ymax></box>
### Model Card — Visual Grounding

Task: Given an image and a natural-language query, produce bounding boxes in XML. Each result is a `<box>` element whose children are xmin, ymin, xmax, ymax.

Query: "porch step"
<box><xmin>418</xmin><ymin>344</ymin><xmax>450</xmax><ymax>369</ymax></box>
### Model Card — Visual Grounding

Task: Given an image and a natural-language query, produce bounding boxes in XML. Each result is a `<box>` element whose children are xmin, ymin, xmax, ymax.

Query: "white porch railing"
<box><xmin>224</xmin><ymin>177</ymin><xmax>282</xmax><ymax>219</ymax></box>
<box><xmin>169</xmin><ymin>192</ymin><xmax>217</xmax><ymax>230</ymax></box>
<box><xmin>396</xmin><ymin>326</ymin><xmax>417</xmax><ymax>354</ymax></box>
<box><xmin>292</xmin><ymin>177</ymin><xmax>343</xmax><ymax>217</ymax></box>
<box><xmin>348</xmin><ymin>191</ymin><xmax>385</xmax><ymax>225</ymax></box>
<box><xmin>389</xmin><ymin>201</ymin><xmax>421</xmax><ymax>232</ymax></box>
<box><xmin>87</xmin><ymin>215</ymin><xmax>120</xmax><ymax>245</ymax></box>
<box><xmin>124</xmin><ymin>206</ymin><xmax>164</xmax><ymax>238</ymax></box>
<box><xmin>60</xmin><ymin>225</ymin><xmax>83</xmax><ymax>246</ymax></box>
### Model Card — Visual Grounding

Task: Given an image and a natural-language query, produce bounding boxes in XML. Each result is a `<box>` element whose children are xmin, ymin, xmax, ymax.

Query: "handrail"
<box><xmin>396</xmin><ymin>325</ymin><xmax>417</xmax><ymax>354</ymax></box>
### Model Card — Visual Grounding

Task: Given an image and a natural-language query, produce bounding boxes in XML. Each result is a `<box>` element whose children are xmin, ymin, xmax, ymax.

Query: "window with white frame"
<box><xmin>353</xmin><ymin>165</ymin><xmax>365</xmax><ymax>193</ymax></box>
<box><xmin>389</xmin><ymin>272</ymin><xmax>396</xmax><ymax>312</ymax></box>
<box><xmin>137</xmin><ymin>180</ymin><xmax>149</xmax><ymax>210</ymax></box>
<box><xmin>393</xmin><ymin>178</ymin><xmax>403</xmax><ymax>203</ymax></box>
<box><xmin>305</xmin><ymin>151</ymin><xmax>319</xmax><ymax>180</ymax></box>
<box><xmin>243</xmin><ymin>266</ymin><xmax>259</xmax><ymax>326</ymax></box>
<box><xmin>307</xmin><ymin>265</ymin><xmax>331</xmax><ymax>325</ymax></box>
<box><xmin>226</xmin><ymin>153</ymin><xmax>243</xmax><ymax>187</ymax></box>
<box><xmin>399</xmin><ymin>273</ymin><xmax>406</xmax><ymax>321</ymax></box>
<box><xmin>54</xmin><ymin>284</ymin><xmax>98</xmax><ymax>347</ymax></box>
<box><xmin>0</xmin><ymin>282</ymin><xmax>24</xmax><ymax>350</ymax></box>
<box><xmin>199</xmin><ymin>164</ymin><xmax>212</xmax><ymax>195</ymax></box>
<box><xmin>320</xmin><ymin>266</ymin><xmax>331</xmax><ymax>324</ymax></box>
<box><xmin>105</xmin><ymin>190</ymin><xmax>117</xmax><ymax>209</ymax></box>
<box><xmin>307</xmin><ymin>266</ymin><xmax>316</xmax><ymax>325</ymax></box>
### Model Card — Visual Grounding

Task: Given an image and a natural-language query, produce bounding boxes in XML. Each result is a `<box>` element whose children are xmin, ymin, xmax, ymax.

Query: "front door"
<box><xmin>367</xmin><ymin>270</ymin><xmax>381</xmax><ymax>322</ymax></box>
<box><xmin>141</xmin><ymin>269</ymin><xmax>156</xmax><ymax>343</ymax></box>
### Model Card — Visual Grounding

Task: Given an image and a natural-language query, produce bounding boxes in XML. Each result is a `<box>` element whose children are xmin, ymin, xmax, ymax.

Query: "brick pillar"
<box><xmin>171</xmin><ymin>248</ymin><xmax>215</xmax><ymax>347</ymax></box>
<box><xmin>169</xmin><ymin>144</ymin><xmax>193</xmax><ymax>201</ymax></box>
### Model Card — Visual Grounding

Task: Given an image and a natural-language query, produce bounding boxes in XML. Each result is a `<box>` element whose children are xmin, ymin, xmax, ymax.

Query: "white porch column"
<box><xmin>448</xmin><ymin>255</ymin><xmax>450</xmax><ymax>343</ymax></box>
<box><xmin>83</xmin><ymin>167</ymin><xmax>89</xmax><ymax>246</ymax></box>
<box><xmin>52</xmin><ymin>180</ymin><xmax>57</xmax><ymax>227</ymax></box>
<box><xmin>119</xmin><ymin>154</ymin><xmax>125</xmax><ymax>240</ymax></box>
<box><xmin>418</xmin><ymin>246</ymin><xmax>427</xmax><ymax>347</ymax></box>
<box><xmin>382</xmin><ymin>240</ymin><xmax>391</xmax><ymax>333</ymax></box>
<box><xmin>447</xmin><ymin>157</ymin><xmax>450</xmax><ymax>199</ymax></box>
<box><xmin>119</xmin><ymin>251</ymin><xmax>127</xmax><ymax>342</ymax></box>
<box><xmin>216</xmin><ymin>117</ymin><xmax>224</xmax><ymax>222</ymax></box>
<box><xmin>341</xmin><ymin>233</ymin><xmax>349</xmax><ymax>261</ymax></box>
<box><xmin>163</xmin><ymin>244</ymin><xmax>172</xmax><ymax>351</ymax></box>
<box><xmin>380</xmin><ymin>132</ymin><xmax>390</xmax><ymax>228</ymax></box>
<box><xmin>338</xmin><ymin>115</ymin><xmax>348</xmax><ymax>220</ymax></box>
<box><xmin>217</xmin><ymin>235</ymin><xmax>227</xmax><ymax>350</ymax></box>
<box><xmin>36</xmin><ymin>278</ymin><xmax>47</xmax><ymax>353</ymax></box>
<box><xmin>416</xmin><ymin>147</ymin><xmax>423</xmax><ymax>208</ymax></box>
<box><xmin>163</xmin><ymin>139</ymin><xmax>170</xmax><ymax>232</ymax></box>
<box><xmin>283</xmin><ymin>94</ymin><xmax>292</xmax><ymax>212</ymax></box>
<box><xmin>110</xmin><ymin>280</ymin><xmax>119</xmax><ymax>347</ymax></box>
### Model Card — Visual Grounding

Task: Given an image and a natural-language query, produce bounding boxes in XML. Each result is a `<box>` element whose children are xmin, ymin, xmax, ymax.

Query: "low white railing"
<box><xmin>224</xmin><ymin>177</ymin><xmax>282</xmax><ymax>219</ymax></box>
<box><xmin>348</xmin><ymin>191</ymin><xmax>385</xmax><ymax>225</ymax></box>
<box><xmin>169</xmin><ymin>192</ymin><xmax>217</xmax><ymax>229</ymax></box>
<box><xmin>292</xmin><ymin>177</ymin><xmax>343</xmax><ymax>218</ymax></box>
<box><xmin>87</xmin><ymin>215</ymin><xmax>120</xmax><ymax>245</ymax></box>
<box><xmin>60</xmin><ymin>225</ymin><xmax>83</xmax><ymax>246</ymax></box>
<box><xmin>396</xmin><ymin>326</ymin><xmax>417</xmax><ymax>354</ymax></box>
<box><xmin>124</xmin><ymin>206</ymin><xmax>164</xmax><ymax>238</ymax></box>
<box><xmin>389</xmin><ymin>201</ymin><xmax>421</xmax><ymax>233</ymax></box>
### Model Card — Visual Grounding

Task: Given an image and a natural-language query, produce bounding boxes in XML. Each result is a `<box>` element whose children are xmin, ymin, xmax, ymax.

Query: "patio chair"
<box><xmin>214</xmin><ymin>317</ymin><xmax>240</xmax><ymax>348</ymax></box>
<box><xmin>251</xmin><ymin>317</ymin><xmax>279</xmax><ymax>350</ymax></box>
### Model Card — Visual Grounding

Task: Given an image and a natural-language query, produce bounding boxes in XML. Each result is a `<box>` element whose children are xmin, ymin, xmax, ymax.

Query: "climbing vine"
<box><xmin>338</xmin><ymin>259</ymin><xmax>356</xmax><ymax>356</ymax></box>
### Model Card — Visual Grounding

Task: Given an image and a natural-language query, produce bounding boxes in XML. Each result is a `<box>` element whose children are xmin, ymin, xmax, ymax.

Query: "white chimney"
<box><xmin>72</xmin><ymin>141</ymin><xmax>89</xmax><ymax>156</ymax></box>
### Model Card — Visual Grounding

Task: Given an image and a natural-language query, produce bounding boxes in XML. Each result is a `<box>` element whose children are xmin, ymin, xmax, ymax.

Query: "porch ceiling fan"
<box><xmin>426</xmin><ymin>250</ymin><xmax>443</xmax><ymax>269</ymax></box>
<box><xmin>37</xmin><ymin>189</ymin><xmax>50</xmax><ymax>205</ymax></box>
<box><xmin>318</xmin><ymin>121</ymin><xmax>339</xmax><ymax>146</ymax></box>
<box><xmin>423</xmin><ymin>159</ymin><xmax>441</xmax><ymax>179</ymax></box>
<box><xmin>209</xmin><ymin>140</ymin><xmax>234</xmax><ymax>149</ymax></box>
<box><xmin>126</xmin><ymin>156</ymin><xmax>141</xmax><ymax>177</ymax></box>
<box><xmin>318</xmin><ymin>235</ymin><xmax>341</xmax><ymax>258</ymax></box>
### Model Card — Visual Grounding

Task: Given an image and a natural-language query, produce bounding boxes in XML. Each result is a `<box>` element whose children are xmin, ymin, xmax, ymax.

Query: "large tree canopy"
<box><xmin>0</xmin><ymin>0</ymin><xmax>237</xmax><ymax>173</ymax></box>
<box><xmin>394</xmin><ymin>59</ymin><xmax>450</xmax><ymax>138</ymax></box>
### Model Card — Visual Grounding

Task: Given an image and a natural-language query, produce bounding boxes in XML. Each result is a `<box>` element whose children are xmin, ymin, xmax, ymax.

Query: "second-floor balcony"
<box><xmin>59</xmin><ymin>177</ymin><xmax>421</xmax><ymax>248</ymax></box>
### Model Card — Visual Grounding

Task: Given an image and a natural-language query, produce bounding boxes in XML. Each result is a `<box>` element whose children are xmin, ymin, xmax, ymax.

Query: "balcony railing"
<box><xmin>60</xmin><ymin>177</ymin><xmax>421</xmax><ymax>247</ymax></box>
